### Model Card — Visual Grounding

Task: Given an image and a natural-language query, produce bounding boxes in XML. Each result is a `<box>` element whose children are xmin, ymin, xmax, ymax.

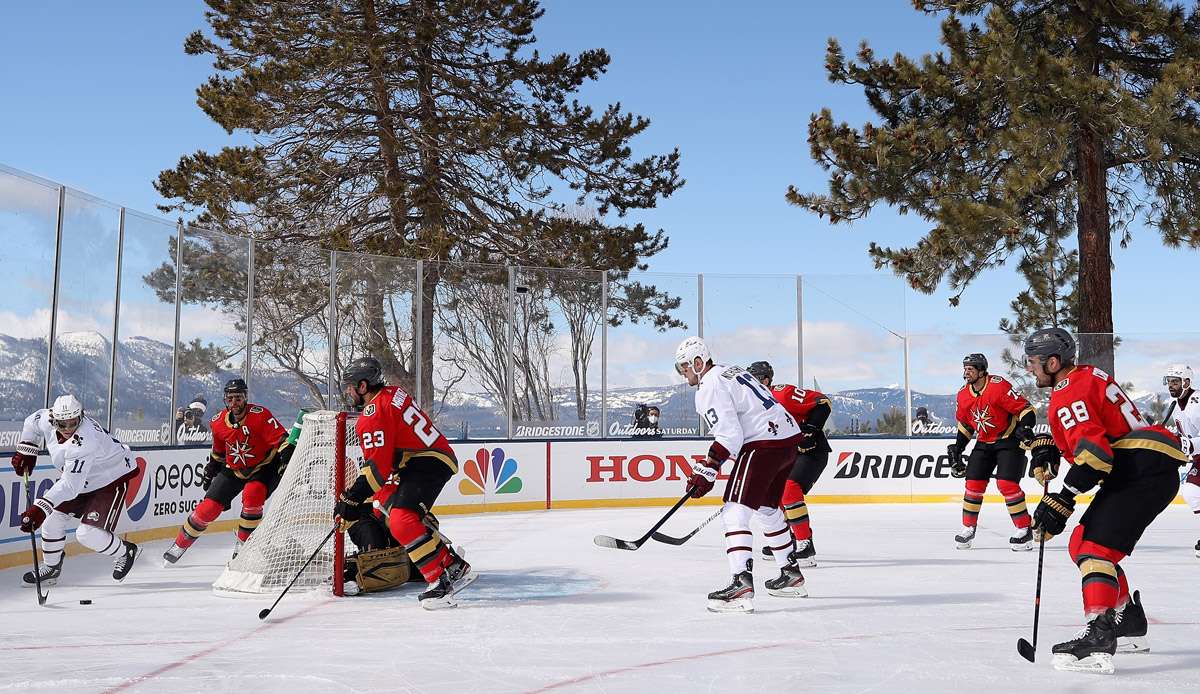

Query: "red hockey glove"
<box><xmin>10</xmin><ymin>451</ymin><xmax>36</xmax><ymax>477</ymax></box>
<box><xmin>686</xmin><ymin>460</ymin><xmax>720</xmax><ymax>498</ymax></box>
<box><xmin>20</xmin><ymin>498</ymin><xmax>53</xmax><ymax>534</ymax></box>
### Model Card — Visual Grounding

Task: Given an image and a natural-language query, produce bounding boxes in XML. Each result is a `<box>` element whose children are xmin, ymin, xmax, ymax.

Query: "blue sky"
<box><xmin>1</xmin><ymin>1</ymin><xmax>1196</xmax><ymax>396</ymax></box>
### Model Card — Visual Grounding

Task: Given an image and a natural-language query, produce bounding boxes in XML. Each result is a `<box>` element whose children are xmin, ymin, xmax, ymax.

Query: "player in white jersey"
<box><xmin>1164</xmin><ymin>364</ymin><xmax>1200</xmax><ymax>556</ymax></box>
<box><xmin>10</xmin><ymin>395</ymin><xmax>141</xmax><ymax>586</ymax></box>
<box><xmin>674</xmin><ymin>336</ymin><xmax>808</xmax><ymax>613</ymax></box>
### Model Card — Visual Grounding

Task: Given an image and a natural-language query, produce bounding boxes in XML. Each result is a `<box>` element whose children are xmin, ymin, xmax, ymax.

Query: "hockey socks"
<box><xmin>997</xmin><ymin>479</ymin><xmax>1031</xmax><ymax>529</ymax></box>
<box><xmin>781</xmin><ymin>479</ymin><xmax>812</xmax><ymax>542</ymax></box>
<box><xmin>237</xmin><ymin>481</ymin><xmax>268</xmax><ymax>542</ymax></box>
<box><xmin>1068</xmin><ymin>525</ymin><xmax>1129</xmax><ymax>616</ymax></box>
<box><xmin>390</xmin><ymin>507</ymin><xmax>450</xmax><ymax>583</ymax></box>
<box><xmin>961</xmin><ymin>479</ymin><xmax>986</xmax><ymax>526</ymax></box>
<box><xmin>174</xmin><ymin>498</ymin><xmax>224</xmax><ymax>549</ymax></box>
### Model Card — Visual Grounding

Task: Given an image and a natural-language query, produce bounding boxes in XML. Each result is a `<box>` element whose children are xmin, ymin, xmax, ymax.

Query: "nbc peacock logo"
<box><xmin>459</xmin><ymin>447</ymin><xmax>523</xmax><ymax>495</ymax></box>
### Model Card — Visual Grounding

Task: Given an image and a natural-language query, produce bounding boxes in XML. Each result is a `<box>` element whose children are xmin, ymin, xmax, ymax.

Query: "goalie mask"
<box><xmin>50</xmin><ymin>394</ymin><xmax>84</xmax><ymax>435</ymax></box>
<box><xmin>1164</xmin><ymin>363</ymin><xmax>1193</xmax><ymax>398</ymax></box>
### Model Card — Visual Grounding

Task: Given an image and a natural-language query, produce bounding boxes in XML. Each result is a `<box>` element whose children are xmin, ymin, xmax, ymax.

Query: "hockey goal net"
<box><xmin>212</xmin><ymin>410</ymin><xmax>359</xmax><ymax>598</ymax></box>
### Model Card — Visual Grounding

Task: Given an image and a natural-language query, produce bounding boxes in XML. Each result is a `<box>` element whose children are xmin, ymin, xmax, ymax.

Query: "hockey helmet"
<box><xmin>341</xmin><ymin>356</ymin><xmax>386</xmax><ymax>389</ymax></box>
<box><xmin>1163</xmin><ymin>364</ymin><xmax>1193</xmax><ymax>386</ymax></box>
<box><xmin>674</xmin><ymin>336</ymin><xmax>711</xmax><ymax>375</ymax></box>
<box><xmin>50</xmin><ymin>394</ymin><xmax>84</xmax><ymax>432</ymax></box>
<box><xmin>747</xmin><ymin>361</ymin><xmax>774</xmax><ymax>383</ymax></box>
<box><xmin>223</xmin><ymin>378</ymin><xmax>249</xmax><ymax>395</ymax></box>
<box><xmin>1023</xmin><ymin>328</ymin><xmax>1076</xmax><ymax>362</ymax></box>
<box><xmin>962</xmin><ymin>353</ymin><xmax>988</xmax><ymax>371</ymax></box>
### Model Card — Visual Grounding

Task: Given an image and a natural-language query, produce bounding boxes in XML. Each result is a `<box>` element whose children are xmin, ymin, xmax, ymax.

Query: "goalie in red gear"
<box><xmin>948</xmin><ymin>353</ymin><xmax>1037</xmax><ymax>551</ymax></box>
<box><xmin>162</xmin><ymin>378</ymin><xmax>293</xmax><ymax>565</ymax></box>
<box><xmin>747</xmin><ymin>361</ymin><xmax>831</xmax><ymax>567</ymax></box>
<box><xmin>334</xmin><ymin>356</ymin><xmax>475</xmax><ymax>609</ymax></box>
<box><xmin>1025</xmin><ymin>328</ymin><xmax>1185</xmax><ymax>673</ymax></box>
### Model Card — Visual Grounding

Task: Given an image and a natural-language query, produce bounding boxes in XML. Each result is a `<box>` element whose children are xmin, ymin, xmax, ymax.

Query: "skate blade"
<box><xmin>449</xmin><ymin>570</ymin><xmax>478</xmax><ymax>598</ymax></box>
<box><xmin>767</xmin><ymin>584</ymin><xmax>809</xmax><ymax>598</ymax></box>
<box><xmin>1010</xmin><ymin>542</ymin><xmax>1033</xmax><ymax>552</ymax></box>
<box><xmin>707</xmin><ymin>597</ymin><xmax>754</xmax><ymax>613</ymax></box>
<box><xmin>797</xmin><ymin>557</ymin><xmax>817</xmax><ymax>568</ymax></box>
<box><xmin>1116</xmin><ymin>636</ymin><xmax>1149</xmax><ymax>654</ymax></box>
<box><xmin>23</xmin><ymin>577</ymin><xmax>58</xmax><ymax>588</ymax></box>
<box><xmin>955</xmin><ymin>541</ymin><xmax>972</xmax><ymax>550</ymax></box>
<box><xmin>420</xmin><ymin>595</ymin><xmax>459</xmax><ymax>610</ymax></box>
<box><xmin>1052</xmin><ymin>652</ymin><xmax>1115</xmax><ymax>674</ymax></box>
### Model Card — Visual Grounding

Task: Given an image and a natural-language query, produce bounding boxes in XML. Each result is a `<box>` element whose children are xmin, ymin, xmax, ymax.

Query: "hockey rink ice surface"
<box><xmin>4</xmin><ymin>503</ymin><xmax>1199</xmax><ymax>693</ymax></box>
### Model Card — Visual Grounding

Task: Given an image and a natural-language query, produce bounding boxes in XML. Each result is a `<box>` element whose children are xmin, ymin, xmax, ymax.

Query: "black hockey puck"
<box><xmin>79</xmin><ymin>599</ymin><xmax>92</xmax><ymax>605</ymax></box>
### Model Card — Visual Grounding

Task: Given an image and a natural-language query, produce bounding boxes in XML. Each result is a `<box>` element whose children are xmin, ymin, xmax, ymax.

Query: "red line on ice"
<box><xmin>526</xmin><ymin>642</ymin><xmax>789</xmax><ymax>692</ymax></box>
<box><xmin>12</xmin><ymin>640</ymin><xmax>205</xmax><ymax>651</ymax></box>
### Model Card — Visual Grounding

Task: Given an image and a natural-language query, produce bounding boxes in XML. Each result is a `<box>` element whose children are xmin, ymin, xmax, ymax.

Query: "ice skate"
<box><xmin>764</xmin><ymin>552</ymin><xmax>808</xmax><ymax>597</ymax></box>
<box><xmin>418</xmin><ymin>557</ymin><xmax>476</xmax><ymax>610</ymax></box>
<box><xmin>23</xmin><ymin>558</ymin><xmax>62</xmax><ymax>587</ymax></box>
<box><xmin>954</xmin><ymin>525</ymin><xmax>976</xmax><ymax>549</ymax></box>
<box><xmin>707</xmin><ymin>560</ymin><xmax>754</xmax><ymax>613</ymax></box>
<box><xmin>1115</xmin><ymin>590</ymin><xmax>1149</xmax><ymax>654</ymax></box>
<box><xmin>112</xmin><ymin>541</ymin><xmax>139</xmax><ymax>581</ymax></box>
<box><xmin>793</xmin><ymin>538</ymin><xmax>817</xmax><ymax>567</ymax></box>
<box><xmin>1051</xmin><ymin>609</ymin><xmax>1118</xmax><ymax>674</ymax></box>
<box><xmin>162</xmin><ymin>542</ymin><xmax>188</xmax><ymax>567</ymax></box>
<box><xmin>1009</xmin><ymin>526</ymin><xmax>1033</xmax><ymax>551</ymax></box>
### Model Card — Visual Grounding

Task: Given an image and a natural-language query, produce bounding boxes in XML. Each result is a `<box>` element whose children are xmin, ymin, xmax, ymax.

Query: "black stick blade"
<box><xmin>1017</xmin><ymin>638</ymin><xmax>1036</xmax><ymax>662</ymax></box>
<box><xmin>258</xmin><ymin>608</ymin><xmax>271</xmax><ymax>620</ymax></box>
<box><xmin>650</xmin><ymin>531</ymin><xmax>689</xmax><ymax>546</ymax></box>
<box><xmin>593</xmin><ymin>535</ymin><xmax>638</xmax><ymax>550</ymax></box>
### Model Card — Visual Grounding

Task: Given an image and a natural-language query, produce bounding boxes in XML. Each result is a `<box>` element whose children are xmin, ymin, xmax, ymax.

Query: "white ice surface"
<box><xmin>3</xmin><ymin>503</ymin><xmax>1199</xmax><ymax>693</ymax></box>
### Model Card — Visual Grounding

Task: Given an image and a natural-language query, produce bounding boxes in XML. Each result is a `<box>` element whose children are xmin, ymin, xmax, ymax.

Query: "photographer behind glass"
<box><xmin>632</xmin><ymin>403</ymin><xmax>663</xmax><ymax>439</ymax></box>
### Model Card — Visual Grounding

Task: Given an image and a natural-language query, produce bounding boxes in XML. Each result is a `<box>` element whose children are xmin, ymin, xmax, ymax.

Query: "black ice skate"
<box><xmin>707</xmin><ymin>559</ymin><xmax>754</xmax><ymax>613</ymax></box>
<box><xmin>23</xmin><ymin>558</ymin><xmax>62</xmax><ymax>587</ymax></box>
<box><xmin>1051</xmin><ymin>609</ymin><xmax>1118</xmax><ymax>674</ymax></box>
<box><xmin>418</xmin><ymin>557</ymin><xmax>476</xmax><ymax>610</ymax></box>
<box><xmin>764</xmin><ymin>552</ymin><xmax>808</xmax><ymax>598</ymax></box>
<box><xmin>794</xmin><ymin>538</ymin><xmax>817</xmax><ymax>567</ymax></box>
<box><xmin>954</xmin><ymin>525</ymin><xmax>976</xmax><ymax>549</ymax></box>
<box><xmin>1009</xmin><ymin>527</ymin><xmax>1033</xmax><ymax>552</ymax></box>
<box><xmin>113</xmin><ymin>541</ymin><xmax>139</xmax><ymax>582</ymax></box>
<box><xmin>162</xmin><ymin>542</ymin><xmax>187</xmax><ymax>567</ymax></box>
<box><xmin>1114</xmin><ymin>590</ymin><xmax>1149</xmax><ymax>654</ymax></box>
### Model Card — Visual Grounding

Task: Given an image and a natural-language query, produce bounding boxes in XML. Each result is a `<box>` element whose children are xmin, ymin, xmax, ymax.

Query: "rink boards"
<box><xmin>1</xmin><ymin>437</ymin><xmax>1187</xmax><ymax>567</ymax></box>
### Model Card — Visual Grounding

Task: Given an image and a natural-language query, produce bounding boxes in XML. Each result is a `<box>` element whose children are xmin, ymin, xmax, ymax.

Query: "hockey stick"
<box><xmin>651</xmin><ymin>507</ymin><xmax>722</xmax><ymax>546</ymax></box>
<box><xmin>594</xmin><ymin>492</ymin><xmax>691</xmax><ymax>551</ymax></box>
<box><xmin>1017</xmin><ymin>479</ymin><xmax>1050</xmax><ymax>662</ymax></box>
<box><xmin>258</xmin><ymin>525</ymin><xmax>336</xmax><ymax>620</ymax></box>
<box><xmin>23</xmin><ymin>473</ymin><xmax>48</xmax><ymax>606</ymax></box>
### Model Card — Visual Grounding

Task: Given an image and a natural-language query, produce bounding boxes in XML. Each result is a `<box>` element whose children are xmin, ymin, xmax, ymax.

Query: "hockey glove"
<box><xmin>200</xmin><ymin>458</ymin><xmax>223</xmax><ymax>491</ymax></box>
<box><xmin>10</xmin><ymin>442</ymin><xmax>38</xmax><ymax>476</ymax></box>
<box><xmin>686</xmin><ymin>459</ymin><xmax>720</xmax><ymax>498</ymax></box>
<box><xmin>1180</xmin><ymin>435</ymin><xmax>1199</xmax><ymax>459</ymax></box>
<box><xmin>20</xmin><ymin>498</ymin><xmax>53</xmax><ymax>534</ymax></box>
<box><xmin>1014</xmin><ymin>424</ymin><xmax>1036</xmax><ymax>447</ymax></box>
<box><xmin>276</xmin><ymin>444</ymin><xmax>295</xmax><ymax>474</ymax></box>
<box><xmin>946</xmin><ymin>443</ymin><xmax>966</xmax><ymax>479</ymax></box>
<box><xmin>1026</xmin><ymin>437</ymin><xmax>1061</xmax><ymax>484</ymax></box>
<box><xmin>335</xmin><ymin>492</ymin><xmax>366</xmax><ymax>523</ymax></box>
<box><xmin>1032</xmin><ymin>490</ymin><xmax>1075</xmax><ymax>542</ymax></box>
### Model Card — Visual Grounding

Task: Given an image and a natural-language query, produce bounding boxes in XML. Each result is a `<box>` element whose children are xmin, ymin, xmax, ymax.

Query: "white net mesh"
<box><xmin>212</xmin><ymin>410</ymin><xmax>357</xmax><ymax>597</ymax></box>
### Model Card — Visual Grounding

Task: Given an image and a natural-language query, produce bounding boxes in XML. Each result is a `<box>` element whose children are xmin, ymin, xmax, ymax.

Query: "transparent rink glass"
<box><xmin>251</xmin><ymin>242</ymin><xmax>331</xmax><ymax>420</ymax></box>
<box><xmin>800</xmin><ymin>274</ymin><xmax>906</xmax><ymax>436</ymax></box>
<box><xmin>0</xmin><ymin>166</ymin><xmax>58</xmax><ymax>441</ymax></box>
<box><xmin>1106</xmin><ymin>333</ymin><xmax>1199</xmax><ymax>424</ymax></box>
<box><xmin>606</xmin><ymin>271</ymin><xmax>700</xmax><ymax>438</ymax></box>
<box><xmin>429</xmin><ymin>260</ymin><xmax>509</xmax><ymax>440</ymax></box>
<box><xmin>175</xmin><ymin>225</ymin><xmax>249</xmax><ymax>443</ymax></box>
<box><xmin>701</xmin><ymin>274</ymin><xmax>799</xmax><ymax>385</ymax></box>
<box><xmin>112</xmin><ymin>211</ymin><xmax>178</xmax><ymax>446</ymax></box>
<box><xmin>333</xmin><ymin>251</ymin><xmax>416</xmax><ymax>411</ymax></box>
<box><xmin>50</xmin><ymin>189</ymin><xmax>120</xmax><ymax>425</ymax></box>
<box><xmin>509</xmin><ymin>267</ymin><xmax>604</xmax><ymax>439</ymax></box>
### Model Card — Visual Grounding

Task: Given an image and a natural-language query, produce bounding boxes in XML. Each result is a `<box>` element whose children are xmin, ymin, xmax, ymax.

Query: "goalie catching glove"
<box><xmin>1025</xmin><ymin>436</ymin><xmax>1061</xmax><ymax>484</ymax></box>
<box><xmin>1032</xmin><ymin>490</ymin><xmax>1075</xmax><ymax>541</ymax></box>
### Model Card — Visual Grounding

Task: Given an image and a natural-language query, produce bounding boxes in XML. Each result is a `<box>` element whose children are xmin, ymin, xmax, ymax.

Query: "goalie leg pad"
<box><xmin>355</xmin><ymin>546</ymin><xmax>412</xmax><ymax>593</ymax></box>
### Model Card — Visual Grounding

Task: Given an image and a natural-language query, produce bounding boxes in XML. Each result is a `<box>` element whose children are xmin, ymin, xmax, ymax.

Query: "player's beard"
<box><xmin>1034</xmin><ymin>370</ymin><xmax>1054</xmax><ymax>388</ymax></box>
<box><xmin>227</xmin><ymin>400</ymin><xmax>247</xmax><ymax>418</ymax></box>
<box><xmin>1169</xmin><ymin>383</ymin><xmax>1183</xmax><ymax>399</ymax></box>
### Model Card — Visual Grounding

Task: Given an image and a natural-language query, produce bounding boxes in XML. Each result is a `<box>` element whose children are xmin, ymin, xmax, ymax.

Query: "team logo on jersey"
<box><xmin>971</xmin><ymin>405</ymin><xmax>995</xmax><ymax>434</ymax></box>
<box><xmin>1054</xmin><ymin>378</ymin><xmax>1070</xmax><ymax>391</ymax></box>
<box><xmin>123</xmin><ymin>457</ymin><xmax>151</xmax><ymax>521</ymax></box>
<box><xmin>767</xmin><ymin>421</ymin><xmax>779</xmax><ymax>435</ymax></box>
<box><xmin>85</xmin><ymin>511</ymin><xmax>100</xmax><ymax>521</ymax></box>
<box><xmin>227</xmin><ymin>440</ymin><xmax>257</xmax><ymax>467</ymax></box>
<box><xmin>363</xmin><ymin>403</ymin><xmax>376</xmax><ymax>417</ymax></box>
<box><xmin>459</xmin><ymin>447</ymin><xmax>523</xmax><ymax>496</ymax></box>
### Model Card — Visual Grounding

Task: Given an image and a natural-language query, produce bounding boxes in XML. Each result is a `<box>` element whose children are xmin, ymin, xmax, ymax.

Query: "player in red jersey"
<box><xmin>747</xmin><ymin>361</ymin><xmax>831</xmax><ymax>567</ymax></box>
<box><xmin>162</xmin><ymin>379</ymin><xmax>293</xmax><ymax>565</ymax></box>
<box><xmin>947</xmin><ymin>353</ymin><xmax>1036</xmax><ymax>550</ymax></box>
<box><xmin>334</xmin><ymin>357</ymin><xmax>475</xmax><ymax>609</ymax></box>
<box><xmin>1024</xmin><ymin>328</ymin><xmax>1186</xmax><ymax>674</ymax></box>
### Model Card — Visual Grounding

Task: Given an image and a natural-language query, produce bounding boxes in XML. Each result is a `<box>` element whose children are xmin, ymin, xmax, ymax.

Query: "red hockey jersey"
<box><xmin>955</xmin><ymin>375</ymin><xmax>1033</xmax><ymax>444</ymax></box>
<box><xmin>355</xmin><ymin>385</ymin><xmax>457</xmax><ymax>493</ymax></box>
<box><xmin>769</xmin><ymin>384</ymin><xmax>830</xmax><ymax>424</ymax></box>
<box><xmin>210</xmin><ymin>404</ymin><xmax>288</xmax><ymax>478</ymax></box>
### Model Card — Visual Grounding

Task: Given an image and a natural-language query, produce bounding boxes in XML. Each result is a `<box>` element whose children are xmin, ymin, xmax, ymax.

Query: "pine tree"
<box><xmin>790</xmin><ymin>1</ymin><xmax>1200</xmax><ymax>370</ymax></box>
<box><xmin>156</xmin><ymin>0</ymin><xmax>683</xmax><ymax>407</ymax></box>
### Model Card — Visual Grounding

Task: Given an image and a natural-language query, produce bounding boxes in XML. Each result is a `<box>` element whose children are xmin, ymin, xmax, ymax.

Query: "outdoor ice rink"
<box><xmin>4</xmin><ymin>502</ymin><xmax>1199</xmax><ymax>693</ymax></box>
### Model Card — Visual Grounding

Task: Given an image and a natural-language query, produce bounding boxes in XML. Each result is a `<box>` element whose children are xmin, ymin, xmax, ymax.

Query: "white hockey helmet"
<box><xmin>674</xmin><ymin>336</ymin><xmax>711</xmax><ymax>375</ymax></box>
<box><xmin>50</xmin><ymin>394</ymin><xmax>84</xmax><ymax>432</ymax></box>
<box><xmin>1163</xmin><ymin>364</ymin><xmax>1193</xmax><ymax>386</ymax></box>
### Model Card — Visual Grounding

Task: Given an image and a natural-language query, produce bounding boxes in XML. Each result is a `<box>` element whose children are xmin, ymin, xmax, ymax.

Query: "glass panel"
<box><xmin>606</xmin><ymin>271</ymin><xmax>699</xmax><ymax>438</ymax></box>
<box><xmin>508</xmin><ymin>267</ymin><xmax>605</xmax><ymax>439</ymax></box>
<box><xmin>1105</xmin><ymin>333</ymin><xmax>1190</xmax><ymax>426</ymax></box>
<box><xmin>0</xmin><ymin>167</ymin><xmax>59</xmax><ymax>443</ymax></box>
<box><xmin>50</xmin><ymin>190</ymin><xmax>120</xmax><ymax>424</ymax></box>
<box><xmin>251</xmin><ymin>242</ymin><xmax>332</xmax><ymax>421</ymax></box>
<box><xmin>175</xmin><ymin>226</ymin><xmax>249</xmax><ymax>444</ymax></box>
<box><xmin>905</xmin><ymin>333</ymin><xmax>1026</xmax><ymax>437</ymax></box>
<box><xmin>430</xmin><ymin>260</ymin><xmax>510</xmax><ymax>440</ymax></box>
<box><xmin>801</xmin><ymin>274</ymin><xmax>907</xmax><ymax>436</ymax></box>
<box><xmin>701</xmin><ymin>274</ymin><xmax>799</xmax><ymax>384</ymax></box>
<box><xmin>113</xmin><ymin>211</ymin><xmax>179</xmax><ymax>446</ymax></box>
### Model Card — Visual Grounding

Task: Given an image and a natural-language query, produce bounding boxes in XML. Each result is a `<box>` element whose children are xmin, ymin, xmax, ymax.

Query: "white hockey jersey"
<box><xmin>20</xmin><ymin>410</ymin><xmax>136</xmax><ymax>508</ymax></box>
<box><xmin>1170</xmin><ymin>389</ymin><xmax>1200</xmax><ymax>460</ymax></box>
<box><xmin>694</xmin><ymin>364</ymin><xmax>804</xmax><ymax>461</ymax></box>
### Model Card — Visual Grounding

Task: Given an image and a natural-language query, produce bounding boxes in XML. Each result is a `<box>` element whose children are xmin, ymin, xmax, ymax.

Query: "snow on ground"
<box><xmin>3</xmin><ymin>503</ymin><xmax>1199</xmax><ymax>693</ymax></box>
